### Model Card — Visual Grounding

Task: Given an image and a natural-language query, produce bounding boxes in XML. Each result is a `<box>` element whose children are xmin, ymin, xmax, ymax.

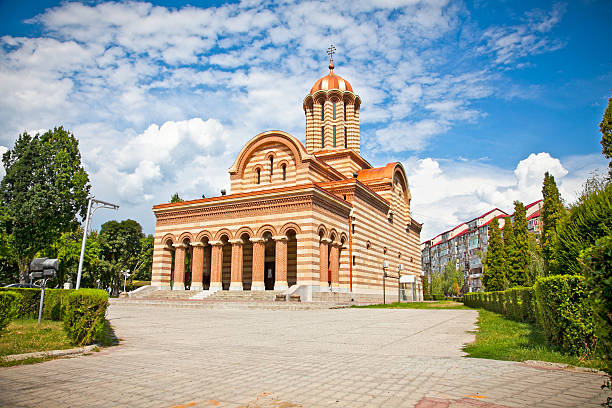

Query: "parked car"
<box><xmin>3</xmin><ymin>283</ymin><xmax>41</xmax><ymax>288</ymax></box>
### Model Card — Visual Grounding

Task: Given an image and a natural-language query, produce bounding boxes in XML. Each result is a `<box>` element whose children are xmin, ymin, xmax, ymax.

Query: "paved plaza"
<box><xmin>0</xmin><ymin>303</ymin><xmax>607</xmax><ymax>407</ymax></box>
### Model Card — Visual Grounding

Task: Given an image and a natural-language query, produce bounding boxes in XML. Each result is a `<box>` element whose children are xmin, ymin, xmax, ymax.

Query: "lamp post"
<box><xmin>76</xmin><ymin>197</ymin><xmax>119</xmax><ymax>290</ymax></box>
<box><xmin>382</xmin><ymin>260</ymin><xmax>389</xmax><ymax>304</ymax></box>
<box><xmin>121</xmin><ymin>270</ymin><xmax>131</xmax><ymax>293</ymax></box>
<box><xmin>397</xmin><ymin>263</ymin><xmax>403</xmax><ymax>303</ymax></box>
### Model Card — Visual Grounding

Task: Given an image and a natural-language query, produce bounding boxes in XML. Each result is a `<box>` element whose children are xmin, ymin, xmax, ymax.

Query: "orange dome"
<box><xmin>310</xmin><ymin>70</ymin><xmax>353</xmax><ymax>94</ymax></box>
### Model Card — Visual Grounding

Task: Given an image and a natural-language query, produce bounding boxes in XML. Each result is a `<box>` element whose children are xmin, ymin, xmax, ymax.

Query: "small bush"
<box><xmin>534</xmin><ymin>275</ymin><xmax>596</xmax><ymax>357</ymax></box>
<box><xmin>0</xmin><ymin>291</ymin><xmax>22</xmax><ymax>332</ymax></box>
<box><xmin>463</xmin><ymin>287</ymin><xmax>534</xmax><ymax>323</ymax></box>
<box><xmin>63</xmin><ymin>289</ymin><xmax>109</xmax><ymax>346</ymax></box>
<box><xmin>432</xmin><ymin>294</ymin><xmax>445</xmax><ymax>301</ymax></box>
<box><xmin>0</xmin><ymin>288</ymin><xmax>41</xmax><ymax>318</ymax></box>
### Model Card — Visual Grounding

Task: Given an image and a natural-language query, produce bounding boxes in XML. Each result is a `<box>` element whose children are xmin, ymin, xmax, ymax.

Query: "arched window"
<box><xmin>269</xmin><ymin>156</ymin><xmax>273</xmax><ymax>181</ymax></box>
<box><xmin>344</xmin><ymin>127</ymin><xmax>348</xmax><ymax>149</ymax></box>
<box><xmin>321</xmin><ymin>102</ymin><xmax>325</xmax><ymax>120</ymax></box>
<box><xmin>344</xmin><ymin>102</ymin><xmax>347</xmax><ymax>121</ymax></box>
<box><xmin>321</xmin><ymin>126</ymin><xmax>324</xmax><ymax>148</ymax></box>
<box><xmin>256</xmin><ymin>168</ymin><xmax>261</xmax><ymax>184</ymax></box>
<box><xmin>282</xmin><ymin>164</ymin><xmax>287</xmax><ymax>180</ymax></box>
<box><xmin>333</xmin><ymin>102</ymin><xmax>336</xmax><ymax>120</ymax></box>
<box><xmin>333</xmin><ymin>125</ymin><xmax>336</xmax><ymax>147</ymax></box>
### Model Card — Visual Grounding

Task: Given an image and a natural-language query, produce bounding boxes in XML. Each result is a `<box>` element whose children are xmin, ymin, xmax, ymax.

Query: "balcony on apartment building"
<box><xmin>469</xmin><ymin>257</ymin><xmax>482</xmax><ymax>268</ymax></box>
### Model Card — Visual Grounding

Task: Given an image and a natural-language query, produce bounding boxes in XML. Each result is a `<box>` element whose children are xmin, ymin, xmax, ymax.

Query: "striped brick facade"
<box><xmin>151</xmin><ymin>65</ymin><xmax>423</xmax><ymax>302</ymax></box>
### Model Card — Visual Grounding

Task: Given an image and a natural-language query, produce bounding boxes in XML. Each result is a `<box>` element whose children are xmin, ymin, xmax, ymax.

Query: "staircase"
<box><xmin>205</xmin><ymin>290</ymin><xmax>283</xmax><ymax>302</ymax></box>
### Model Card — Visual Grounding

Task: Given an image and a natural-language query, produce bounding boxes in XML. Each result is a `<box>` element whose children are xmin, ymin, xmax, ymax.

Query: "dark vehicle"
<box><xmin>4</xmin><ymin>283</ymin><xmax>41</xmax><ymax>288</ymax></box>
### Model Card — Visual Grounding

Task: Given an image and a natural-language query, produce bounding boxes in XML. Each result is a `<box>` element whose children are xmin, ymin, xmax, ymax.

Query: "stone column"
<box><xmin>209</xmin><ymin>241</ymin><xmax>224</xmax><ymax>292</ymax></box>
<box><xmin>319</xmin><ymin>238</ymin><xmax>331</xmax><ymax>291</ymax></box>
<box><xmin>273</xmin><ymin>235</ymin><xmax>288</xmax><ymax>291</ymax></box>
<box><xmin>250</xmin><ymin>238</ymin><xmax>265</xmax><ymax>291</ymax></box>
<box><xmin>229</xmin><ymin>239</ymin><xmax>244</xmax><ymax>291</ymax></box>
<box><xmin>329</xmin><ymin>242</ymin><xmax>340</xmax><ymax>291</ymax></box>
<box><xmin>172</xmin><ymin>243</ymin><xmax>187</xmax><ymax>291</ymax></box>
<box><xmin>190</xmin><ymin>242</ymin><xmax>205</xmax><ymax>291</ymax></box>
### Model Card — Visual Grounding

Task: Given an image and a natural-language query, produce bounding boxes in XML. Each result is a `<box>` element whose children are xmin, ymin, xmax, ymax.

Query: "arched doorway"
<box><xmin>182</xmin><ymin>238</ymin><xmax>192</xmax><ymax>290</ymax></box>
<box><xmin>263</xmin><ymin>231</ymin><xmax>275</xmax><ymax>290</ymax></box>
<box><xmin>286</xmin><ymin>229</ymin><xmax>297</xmax><ymax>287</ymax></box>
<box><xmin>220</xmin><ymin>234</ymin><xmax>231</xmax><ymax>290</ymax></box>
<box><xmin>202</xmin><ymin>237</ymin><xmax>212</xmax><ymax>290</ymax></box>
<box><xmin>165</xmin><ymin>238</ymin><xmax>175</xmax><ymax>289</ymax></box>
<box><xmin>328</xmin><ymin>233</ymin><xmax>336</xmax><ymax>287</ymax></box>
<box><xmin>241</xmin><ymin>233</ymin><xmax>253</xmax><ymax>290</ymax></box>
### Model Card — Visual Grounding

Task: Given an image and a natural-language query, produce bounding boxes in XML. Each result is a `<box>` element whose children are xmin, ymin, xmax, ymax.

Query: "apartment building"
<box><xmin>421</xmin><ymin>200</ymin><xmax>543</xmax><ymax>293</ymax></box>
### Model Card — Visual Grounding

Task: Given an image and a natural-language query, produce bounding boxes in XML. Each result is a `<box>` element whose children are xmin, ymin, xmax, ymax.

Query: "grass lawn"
<box><xmin>353</xmin><ymin>301</ymin><xmax>471</xmax><ymax>310</ymax></box>
<box><xmin>0</xmin><ymin>319</ymin><xmax>73</xmax><ymax>357</ymax></box>
<box><xmin>464</xmin><ymin>309</ymin><xmax>605</xmax><ymax>370</ymax></box>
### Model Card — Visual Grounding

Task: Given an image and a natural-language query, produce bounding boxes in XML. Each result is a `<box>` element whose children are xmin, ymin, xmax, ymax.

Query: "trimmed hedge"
<box><xmin>0</xmin><ymin>291</ymin><xmax>22</xmax><ymax>332</ymax></box>
<box><xmin>0</xmin><ymin>288</ymin><xmax>72</xmax><ymax>320</ymax></box>
<box><xmin>534</xmin><ymin>275</ymin><xmax>596</xmax><ymax>356</ymax></box>
<box><xmin>463</xmin><ymin>286</ymin><xmax>534</xmax><ymax>322</ymax></box>
<box><xmin>63</xmin><ymin>289</ymin><xmax>109</xmax><ymax>346</ymax></box>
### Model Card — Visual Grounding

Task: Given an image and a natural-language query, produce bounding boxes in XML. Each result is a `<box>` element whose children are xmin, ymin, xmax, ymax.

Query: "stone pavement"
<box><xmin>0</xmin><ymin>304</ymin><xmax>607</xmax><ymax>407</ymax></box>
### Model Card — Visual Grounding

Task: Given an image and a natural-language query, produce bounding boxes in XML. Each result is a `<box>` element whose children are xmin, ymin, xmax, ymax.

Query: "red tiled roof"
<box><xmin>357</xmin><ymin>162</ymin><xmax>396</xmax><ymax>183</ymax></box>
<box><xmin>527</xmin><ymin>210</ymin><xmax>540</xmax><ymax>220</ymax></box>
<box><xmin>525</xmin><ymin>199</ymin><xmax>543</xmax><ymax>209</ymax></box>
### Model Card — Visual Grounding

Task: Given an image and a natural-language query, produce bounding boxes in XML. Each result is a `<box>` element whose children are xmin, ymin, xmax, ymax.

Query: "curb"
<box><xmin>522</xmin><ymin>360</ymin><xmax>607</xmax><ymax>376</ymax></box>
<box><xmin>1</xmin><ymin>344</ymin><xmax>99</xmax><ymax>363</ymax></box>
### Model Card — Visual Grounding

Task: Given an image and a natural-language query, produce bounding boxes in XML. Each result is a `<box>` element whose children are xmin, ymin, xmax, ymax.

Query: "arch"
<box><xmin>280</xmin><ymin>222</ymin><xmax>302</xmax><ymax>236</ymax></box>
<box><xmin>235</xmin><ymin>226</ymin><xmax>255</xmax><ymax>240</ymax></box>
<box><xmin>178</xmin><ymin>232</ymin><xmax>194</xmax><ymax>244</ymax></box>
<box><xmin>229</xmin><ymin>131</ymin><xmax>310</xmax><ymax>178</ymax></box>
<box><xmin>214</xmin><ymin>228</ymin><xmax>233</xmax><ymax>241</ymax></box>
<box><xmin>340</xmin><ymin>232</ymin><xmax>348</xmax><ymax>245</ymax></box>
<box><xmin>256</xmin><ymin>224</ymin><xmax>278</xmax><ymax>238</ymax></box>
<box><xmin>161</xmin><ymin>233</ymin><xmax>176</xmax><ymax>247</ymax></box>
<box><xmin>317</xmin><ymin>225</ymin><xmax>328</xmax><ymax>239</ymax></box>
<box><xmin>392</xmin><ymin>162</ymin><xmax>412</xmax><ymax>202</ymax></box>
<box><xmin>254</xmin><ymin>166</ymin><xmax>262</xmax><ymax>184</ymax></box>
<box><xmin>328</xmin><ymin>228</ymin><xmax>339</xmax><ymax>242</ymax></box>
<box><xmin>195</xmin><ymin>230</ymin><xmax>213</xmax><ymax>243</ymax></box>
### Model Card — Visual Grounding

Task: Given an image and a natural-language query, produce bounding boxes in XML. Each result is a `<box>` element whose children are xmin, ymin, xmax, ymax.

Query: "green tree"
<box><xmin>132</xmin><ymin>235</ymin><xmax>154</xmax><ymax>281</ymax></box>
<box><xmin>483</xmin><ymin>217</ymin><xmax>506</xmax><ymax>291</ymax></box>
<box><xmin>600</xmin><ymin>97</ymin><xmax>612</xmax><ymax>177</ymax></box>
<box><xmin>502</xmin><ymin>216</ymin><xmax>517</xmax><ymax>286</ymax></box>
<box><xmin>170</xmin><ymin>193</ymin><xmax>184</xmax><ymax>203</ymax></box>
<box><xmin>541</xmin><ymin>172</ymin><xmax>565</xmax><ymax>273</ymax></box>
<box><xmin>442</xmin><ymin>261</ymin><xmax>462</xmax><ymax>296</ymax></box>
<box><xmin>44</xmin><ymin>228</ymin><xmax>101</xmax><ymax>288</ymax></box>
<box><xmin>0</xmin><ymin>128</ymin><xmax>90</xmax><ymax>281</ymax></box>
<box><xmin>98</xmin><ymin>219</ymin><xmax>144</xmax><ymax>293</ymax></box>
<box><xmin>512</xmin><ymin>201</ymin><xmax>530</xmax><ymax>286</ymax></box>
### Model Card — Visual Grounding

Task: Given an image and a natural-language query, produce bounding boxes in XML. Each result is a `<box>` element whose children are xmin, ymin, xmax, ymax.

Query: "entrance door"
<box><xmin>264</xmin><ymin>262</ymin><xmax>275</xmax><ymax>290</ymax></box>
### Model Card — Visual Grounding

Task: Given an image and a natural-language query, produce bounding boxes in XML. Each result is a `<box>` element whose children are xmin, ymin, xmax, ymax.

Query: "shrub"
<box><xmin>63</xmin><ymin>289</ymin><xmax>109</xmax><ymax>346</ymax></box>
<box><xmin>534</xmin><ymin>275</ymin><xmax>596</xmax><ymax>356</ymax></box>
<box><xmin>463</xmin><ymin>287</ymin><xmax>534</xmax><ymax>323</ymax></box>
<box><xmin>582</xmin><ymin>235</ymin><xmax>612</xmax><ymax>373</ymax></box>
<box><xmin>432</xmin><ymin>294</ymin><xmax>445</xmax><ymax>301</ymax></box>
<box><xmin>0</xmin><ymin>291</ymin><xmax>22</xmax><ymax>332</ymax></box>
<box><xmin>0</xmin><ymin>288</ymin><xmax>72</xmax><ymax>320</ymax></box>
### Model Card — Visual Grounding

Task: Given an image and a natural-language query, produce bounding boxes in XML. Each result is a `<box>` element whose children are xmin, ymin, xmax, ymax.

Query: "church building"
<box><xmin>151</xmin><ymin>55</ymin><xmax>423</xmax><ymax>302</ymax></box>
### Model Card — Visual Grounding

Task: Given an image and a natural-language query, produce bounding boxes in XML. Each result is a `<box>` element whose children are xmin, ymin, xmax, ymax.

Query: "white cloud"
<box><xmin>0</xmin><ymin>146</ymin><xmax>7</xmax><ymax>179</ymax></box>
<box><xmin>409</xmin><ymin>152</ymin><xmax>606</xmax><ymax>240</ymax></box>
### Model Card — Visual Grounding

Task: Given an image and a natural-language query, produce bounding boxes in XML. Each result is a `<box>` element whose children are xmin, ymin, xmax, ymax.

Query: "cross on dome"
<box><xmin>327</xmin><ymin>44</ymin><xmax>336</xmax><ymax>72</ymax></box>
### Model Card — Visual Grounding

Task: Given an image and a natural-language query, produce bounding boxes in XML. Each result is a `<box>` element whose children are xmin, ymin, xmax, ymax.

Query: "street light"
<box><xmin>382</xmin><ymin>260</ymin><xmax>389</xmax><ymax>304</ymax></box>
<box><xmin>121</xmin><ymin>270</ymin><xmax>131</xmax><ymax>293</ymax></box>
<box><xmin>76</xmin><ymin>197</ymin><xmax>119</xmax><ymax>289</ymax></box>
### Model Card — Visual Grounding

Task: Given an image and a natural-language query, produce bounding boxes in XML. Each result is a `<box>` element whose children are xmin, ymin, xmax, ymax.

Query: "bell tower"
<box><xmin>303</xmin><ymin>46</ymin><xmax>361</xmax><ymax>155</ymax></box>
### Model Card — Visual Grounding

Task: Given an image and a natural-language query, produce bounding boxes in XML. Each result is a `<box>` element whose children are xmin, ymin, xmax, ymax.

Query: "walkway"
<box><xmin>0</xmin><ymin>304</ymin><xmax>606</xmax><ymax>407</ymax></box>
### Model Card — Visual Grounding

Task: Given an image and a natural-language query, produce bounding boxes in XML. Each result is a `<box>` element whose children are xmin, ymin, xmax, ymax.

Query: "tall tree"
<box><xmin>483</xmin><ymin>217</ymin><xmax>506</xmax><ymax>291</ymax></box>
<box><xmin>170</xmin><ymin>193</ymin><xmax>184</xmax><ymax>203</ymax></box>
<box><xmin>98</xmin><ymin>219</ymin><xmax>144</xmax><ymax>293</ymax></box>
<box><xmin>600</xmin><ymin>97</ymin><xmax>612</xmax><ymax>177</ymax></box>
<box><xmin>541</xmin><ymin>172</ymin><xmax>565</xmax><ymax>273</ymax></box>
<box><xmin>512</xmin><ymin>201</ymin><xmax>530</xmax><ymax>286</ymax></box>
<box><xmin>0</xmin><ymin>128</ymin><xmax>90</xmax><ymax>281</ymax></box>
<box><xmin>502</xmin><ymin>216</ymin><xmax>518</xmax><ymax>286</ymax></box>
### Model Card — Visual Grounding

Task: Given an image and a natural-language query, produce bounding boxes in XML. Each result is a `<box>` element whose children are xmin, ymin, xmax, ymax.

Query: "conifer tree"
<box><xmin>600</xmin><ymin>97</ymin><xmax>612</xmax><ymax>177</ymax></box>
<box><xmin>512</xmin><ymin>201</ymin><xmax>530</xmax><ymax>286</ymax></box>
<box><xmin>502</xmin><ymin>216</ymin><xmax>517</xmax><ymax>286</ymax></box>
<box><xmin>541</xmin><ymin>172</ymin><xmax>564</xmax><ymax>273</ymax></box>
<box><xmin>483</xmin><ymin>217</ymin><xmax>506</xmax><ymax>291</ymax></box>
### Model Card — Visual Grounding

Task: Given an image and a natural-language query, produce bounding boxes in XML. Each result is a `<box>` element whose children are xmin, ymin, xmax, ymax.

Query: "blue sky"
<box><xmin>0</xmin><ymin>0</ymin><xmax>610</xmax><ymax>239</ymax></box>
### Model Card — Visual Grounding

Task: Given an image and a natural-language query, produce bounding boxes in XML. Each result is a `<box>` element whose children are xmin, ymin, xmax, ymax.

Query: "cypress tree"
<box><xmin>483</xmin><ymin>217</ymin><xmax>506</xmax><ymax>291</ymax></box>
<box><xmin>541</xmin><ymin>172</ymin><xmax>565</xmax><ymax>273</ymax></box>
<box><xmin>600</xmin><ymin>97</ymin><xmax>612</xmax><ymax>177</ymax></box>
<box><xmin>512</xmin><ymin>201</ymin><xmax>530</xmax><ymax>286</ymax></box>
<box><xmin>503</xmin><ymin>216</ymin><xmax>517</xmax><ymax>286</ymax></box>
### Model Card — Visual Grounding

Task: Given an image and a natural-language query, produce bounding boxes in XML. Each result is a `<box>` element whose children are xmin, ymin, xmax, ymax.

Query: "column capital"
<box><xmin>229</xmin><ymin>239</ymin><xmax>244</xmax><ymax>245</ymax></box>
<box><xmin>209</xmin><ymin>240</ymin><xmax>224</xmax><ymax>246</ymax></box>
<box><xmin>320</xmin><ymin>238</ymin><xmax>332</xmax><ymax>244</ymax></box>
<box><xmin>331</xmin><ymin>241</ymin><xmax>342</xmax><ymax>248</ymax></box>
<box><xmin>250</xmin><ymin>237</ymin><xmax>266</xmax><ymax>243</ymax></box>
<box><xmin>272</xmin><ymin>235</ymin><xmax>288</xmax><ymax>241</ymax></box>
<box><xmin>172</xmin><ymin>243</ymin><xmax>188</xmax><ymax>249</ymax></box>
<box><xmin>191</xmin><ymin>242</ymin><xmax>206</xmax><ymax>247</ymax></box>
